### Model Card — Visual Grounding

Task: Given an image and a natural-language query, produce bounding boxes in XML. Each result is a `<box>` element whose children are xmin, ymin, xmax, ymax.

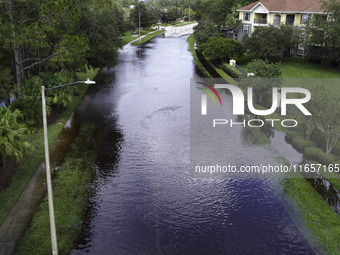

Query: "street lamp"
<box><xmin>139</xmin><ymin>11</ymin><xmax>141</xmax><ymax>43</ymax></box>
<box><xmin>41</xmin><ymin>78</ymin><xmax>95</xmax><ymax>255</ymax></box>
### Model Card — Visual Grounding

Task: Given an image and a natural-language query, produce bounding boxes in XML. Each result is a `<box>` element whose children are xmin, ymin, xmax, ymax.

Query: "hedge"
<box><xmin>222</xmin><ymin>63</ymin><xmax>246</xmax><ymax>78</ymax></box>
<box><xmin>304</xmin><ymin>147</ymin><xmax>339</xmax><ymax>165</ymax></box>
<box><xmin>292</xmin><ymin>137</ymin><xmax>317</xmax><ymax>153</ymax></box>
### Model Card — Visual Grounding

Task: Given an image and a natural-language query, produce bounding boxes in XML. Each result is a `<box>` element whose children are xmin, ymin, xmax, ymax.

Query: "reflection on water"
<box><xmin>71</xmin><ymin>36</ymin><xmax>316</xmax><ymax>254</ymax></box>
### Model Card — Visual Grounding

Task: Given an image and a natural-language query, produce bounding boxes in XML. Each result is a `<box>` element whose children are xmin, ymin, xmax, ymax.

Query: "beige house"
<box><xmin>237</xmin><ymin>0</ymin><xmax>326</xmax><ymax>45</ymax></box>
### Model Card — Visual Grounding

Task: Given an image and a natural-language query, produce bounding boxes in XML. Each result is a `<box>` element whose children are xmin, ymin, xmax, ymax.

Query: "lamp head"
<box><xmin>85</xmin><ymin>78</ymin><xmax>96</xmax><ymax>84</ymax></box>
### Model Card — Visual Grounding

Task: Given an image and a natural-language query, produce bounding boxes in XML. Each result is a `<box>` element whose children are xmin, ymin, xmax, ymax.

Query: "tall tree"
<box><xmin>304</xmin><ymin>0</ymin><xmax>340</xmax><ymax>65</ymax></box>
<box><xmin>0</xmin><ymin>0</ymin><xmax>88</xmax><ymax>96</ymax></box>
<box><xmin>80</xmin><ymin>1</ymin><xmax>127</xmax><ymax>68</ymax></box>
<box><xmin>242</xmin><ymin>25</ymin><xmax>300</xmax><ymax>58</ymax></box>
<box><xmin>130</xmin><ymin>2</ymin><xmax>159</xmax><ymax>29</ymax></box>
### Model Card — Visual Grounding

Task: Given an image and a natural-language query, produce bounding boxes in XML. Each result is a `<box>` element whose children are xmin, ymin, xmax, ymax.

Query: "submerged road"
<box><xmin>68</xmin><ymin>35</ymin><xmax>316</xmax><ymax>254</ymax></box>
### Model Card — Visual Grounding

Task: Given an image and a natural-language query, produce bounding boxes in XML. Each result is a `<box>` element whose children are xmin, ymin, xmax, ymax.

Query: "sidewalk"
<box><xmin>0</xmin><ymin>118</ymin><xmax>78</xmax><ymax>255</ymax></box>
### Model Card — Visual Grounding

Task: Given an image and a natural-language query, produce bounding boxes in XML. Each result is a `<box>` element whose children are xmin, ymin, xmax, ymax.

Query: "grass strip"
<box><xmin>0</xmin><ymin>67</ymin><xmax>99</xmax><ymax>227</ymax></box>
<box><xmin>132</xmin><ymin>30</ymin><xmax>165</xmax><ymax>46</ymax></box>
<box><xmin>15</xmin><ymin>124</ymin><xmax>96</xmax><ymax>255</ymax></box>
<box><xmin>284</xmin><ymin>175</ymin><xmax>340</xmax><ymax>255</ymax></box>
<box><xmin>187</xmin><ymin>34</ymin><xmax>212</xmax><ymax>78</ymax></box>
<box><xmin>122</xmin><ymin>29</ymin><xmax>156</xmax><ymax>45</ymax></box>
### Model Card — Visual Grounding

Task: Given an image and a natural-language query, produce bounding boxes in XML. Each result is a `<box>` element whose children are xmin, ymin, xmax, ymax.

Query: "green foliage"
<box><xmin>186</xmin><ymin>34</ymin><xmax>212</xmax><ymax>78</ymax></box>
<box><xmin>304</xmin><ymin>0</ymin><xmax>340</xmax><ymax>65</ymax></box>
<box><xmin>81</xmin><ymin>1</ymin><xmax>127</xmax><ymax>68</ymax></box>
<box><xmin>247</xmin><ymin>59</ymin><xmax>281</xmax><ymax>78</ymax></box>
<box><xmin>240</xmin><ymin>59</ymin><xmax>281</xmax><ymax>103</ymax></box>
<box><xmin>199</xmin><ymin>0</ymin><xmax>235</xmax><ymax>26</ymax></box>
<box><xmin>222</xmin><ymin>63</ymin><xmax>246</xmax><ymax>78</ymax></box>
<box><xmin>285</xmin><ymin>130</ymin><xmax>300</xmax><ymax>143</ymax></box>
<box><xmin>304</xmin><ymin>147</ymin><xmax>338</xmax><ymax>165</ymax></box>
<box><xmin>162</xmin><ymin>7</ymin><xmax>182</xmax><ymax>22</ymax></box>
<box><xmin>0</xmin><ymin>70</ymin><xmax>95</xmax><ymax>231</ymax></box>
<box><xmin>16</xmin><ymin>124</ymin><xmax>96</xmax><ymax>255</ymax></box>
<box><xmin>132</xmin><ymin>30</ymin><xmax>165</xmax><ymax>46</ymax></box>
<box><xmin>242</xmin><ymin>25</ymin><xmax>301</xmax><ymax>58</ymax></box>
<box><xmin>0</xmin><ymin>108</ymin><xmax>32</xmax><ymax>164</ymax></box>
<box><xmin>225</xmin><ymin>4</ymin><xmax>241</xmax><ymax>31</ymax></box>
<box><xmin>291</xmin><ymin>137</ymin><xmax>317</xmax><ymax>152</ymax></box>
<box><xmin>198</xmin><ymin>37</ymin><xmax>242</xmax><ymax>63</ymax></box>
<box><xmin>314</xmin><ymin>95</ymin><xmax>340</xmax><ymax>154</ymax></box>
<box><xmin>11</xmin><ymin>72</ymin><xmax>78</xmax><ymax>128</ymax></box>
<box><xmin>284</xmin><ymin>176</ymin><xmax>340</xmax><ymax>255</ymax></box>
<box><xmin>76</xmin><ymin>65</ymin><xmax>100</xmax><ymax>81</ymax></box>
<box><xmin>194</xmin><ymin>17</ymin><xmax>219</xmax><ymax>44</ymax></box>
<box><xmin>130</xmin><ymin>2</ymin><xmax>159</xmax><ymax>29</ymax></box>
<box><xmin>184</xmin><ymin>8</ymin><xmax>196</xmax><ymax>20</ymax></box>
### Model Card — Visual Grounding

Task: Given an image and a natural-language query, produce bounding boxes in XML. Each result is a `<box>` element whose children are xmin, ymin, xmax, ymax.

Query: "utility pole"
<box><xmin>138</xmin><ymin>4</ymin><xmax>141</xmax><ymax>43</ymax></box>
<box><xmin>189</xmin><ymin>4</ymin><xmax>191</xmax><ymax>21</ymax></box>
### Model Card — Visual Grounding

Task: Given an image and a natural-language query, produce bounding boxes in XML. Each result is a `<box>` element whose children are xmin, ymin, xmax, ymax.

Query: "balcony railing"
<box><xmin>254</xmin><ymin>18</ymin><xmax>267</xmax><ymax>24</ymax></box>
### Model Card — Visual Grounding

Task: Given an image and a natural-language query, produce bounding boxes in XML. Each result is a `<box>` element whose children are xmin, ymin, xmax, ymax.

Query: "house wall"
<box><xmin>239</xmin><ymin>11</ymin><xmax>254</xmax><ymax>24</ymax></box>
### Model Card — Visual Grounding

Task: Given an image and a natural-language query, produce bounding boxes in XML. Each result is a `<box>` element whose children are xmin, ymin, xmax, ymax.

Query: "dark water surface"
<box><xmin>71</xmin><ymin>36</ymin><xmax>316</xmax><ymax>254</ymax></box>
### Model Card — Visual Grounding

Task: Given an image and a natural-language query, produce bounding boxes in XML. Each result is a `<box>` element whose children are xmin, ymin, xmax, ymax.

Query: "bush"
<box><xmin>222</xmin><ymin>64</ymin><xmax>246</xmax><ymax>78</ymax></box>
<box><xmin>10</xmin><ymin>96</ymin><xmax>42</xmax><ymax>130</ymax></box>
<box><xmin>332</xmin><ymin>142</ymin><xmax>340</xmax><ymax>157</ymax></box>
<box><xmin>309</xmin><ymin>127</ymin><xmax>325</xmax><ymax>149</ymax></box>
<box><xmin>0</xmin><ymin>108</ymin><xmax>32</xmax><ymax>164</ymax></box>
<box><xmin>292</xmin><ymin>137</ymin><xmax>317</xmax><ymax>153</ymax></box>
<box><xmin>304</xmin><ymin>146</ymin><xmax>338</xmax><ymax>165</ymax></box>
<box><xmin>198</xmin><ymin>37</ymin><xmax>242</xmax><ymax>64</ymax></box>
<box><xmin>285</xmin><ymin>131</ymin><xmax>300</xmax><ymax>143</ymax></box>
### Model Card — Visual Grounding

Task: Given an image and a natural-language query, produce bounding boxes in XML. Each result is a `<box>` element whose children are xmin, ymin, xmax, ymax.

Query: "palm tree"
<box><xmin>0</xmin><ymin>107</ymin><xmax>32</xmax><ymax>165</ymax></box>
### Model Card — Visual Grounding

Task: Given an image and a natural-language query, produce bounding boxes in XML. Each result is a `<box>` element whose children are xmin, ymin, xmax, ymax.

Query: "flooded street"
<box><xmin>71</xmin><ymin>36</ymin><xmax>316</xmax><ymax>254</ymax></box>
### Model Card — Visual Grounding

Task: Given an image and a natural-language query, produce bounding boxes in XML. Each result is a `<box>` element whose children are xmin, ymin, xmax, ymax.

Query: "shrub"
<box><xmin>222</xmin><ymin>64</ymin><xmax>246</xmax><ymax>78</ymax></box>
<box><xmin>285</xmin><ymin>131</ymin><xmax>300</xmax><ymax>143</ymax></box>
<box><xmin>0</xmin><ymin>108</ymin><xmax>32</xmax><ymax>164</ymax></box>
<box><xmin>292</xmin><ymin>137</ymin><xmax>317</xmax><ymax>153</ymax></box>
<box><xmin>304</xmin><ymin>146</ymin><xmax>338</xmax><ymax>165</ymax></box>
<box><xmin>198</xmin><ymin>37</ymin><xmax>242</xmax><ymax>64</ymax></box>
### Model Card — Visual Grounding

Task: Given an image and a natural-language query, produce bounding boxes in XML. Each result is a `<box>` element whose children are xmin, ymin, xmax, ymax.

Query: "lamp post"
<box><xmin>139</xmin><ymin>10</ymin><xmax>141</xmax><ymax>43</ymax></box>
<box><xmin>41</xmin><ymin>78</ymin><xmax>95</xmax><ymax>255</ymax></box>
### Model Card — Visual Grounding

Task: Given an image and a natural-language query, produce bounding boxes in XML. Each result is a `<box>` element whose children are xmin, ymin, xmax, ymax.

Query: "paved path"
<box><xmin>164</xmin><ymin>23</ymin><xmax>197</xmax><ymax>38</ymax></box>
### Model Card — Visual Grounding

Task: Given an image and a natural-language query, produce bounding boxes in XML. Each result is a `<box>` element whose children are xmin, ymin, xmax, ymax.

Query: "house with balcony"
<box><xmin>237</xmin><ymin>0</ymin><xmax>326</xmax><ymax>47</ymax></box>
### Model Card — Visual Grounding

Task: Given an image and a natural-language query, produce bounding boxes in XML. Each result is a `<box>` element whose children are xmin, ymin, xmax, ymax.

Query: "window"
<box><xmin>286</xmin><ymin>14</ymin><xmax>295</xmax><ymax>25</ymax></box>
<box><xmin>297</xmin><ymin>46</ymin><xmax>305</xmax><ymax>56</ymax></box>
<box><xmin>300</xmin><ymin>14</ymin><xmax>309</xmax><ymax>24</ymax></box>
<box><xmin>244</xmin><ymin>12</ymin><xmax>250</xmax><ymax>21</ymax></box>
<box><xmin>243</xmin><ymin>25</ymin><xmax>249</xmax><ymax>35</ymax></box>
<box><xmin>273</xmin><ymin>14</ymin><xmax>281</xmax><ymax>26</ymax></box>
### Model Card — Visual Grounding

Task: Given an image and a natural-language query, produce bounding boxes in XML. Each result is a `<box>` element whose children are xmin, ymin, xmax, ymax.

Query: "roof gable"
<box><xmin>251</xmin><ymin>2</ymin><xmax>269</xmax><ymax>13</ymax></box>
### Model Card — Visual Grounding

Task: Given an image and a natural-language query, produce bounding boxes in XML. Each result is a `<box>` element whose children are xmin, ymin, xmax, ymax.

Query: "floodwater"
<box><xmin>71</xmin><ymin>36</ymin><xmax>317</xmax><ymax>254</ymax></box>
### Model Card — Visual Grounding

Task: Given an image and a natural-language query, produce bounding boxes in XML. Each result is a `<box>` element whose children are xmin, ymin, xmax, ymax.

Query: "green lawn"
<box><xmin>122</xmin><ymin>29</ymin><xmax>156</xmax><ymax>45</ymax></box>
<box><xmin>238</xmin><ymin>57</ymin><xmax>340</xmax><ymax>78</ymax></box>
<box><xmin>280</xmin><ymin>57</ymin><xmax>340</xmax><ymax>78</ymax></box>
<box><xmin>15</xmin><ymin>124</ymin><xmax>96</xmax><ymax>255</ymax></box>
<box><xmin>239</xmin><ymin>57</ymin><xmax>340</xmax><ymax>97</ymax></box>
<box><xmin>132</xmin><ymin>30</ymin><xmax>165</xmax><ymax>46</ymax></box>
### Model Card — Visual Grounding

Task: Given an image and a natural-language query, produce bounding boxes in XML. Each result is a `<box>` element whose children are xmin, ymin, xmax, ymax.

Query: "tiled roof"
<box><xmin>238</xmin><ymin>0</ymin><xmax>324</xmax><ymax>13</ymax></box>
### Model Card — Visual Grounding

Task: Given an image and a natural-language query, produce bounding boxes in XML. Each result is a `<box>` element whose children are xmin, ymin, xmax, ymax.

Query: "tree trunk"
<box><xmin>305</xmin><ymin>121</ymin><xmax>315</xmax><ymax>140</ymax></box>
<box><xmin>14</xmin><ymin>44</ymin><xmax>23</xmax><ymax>96</ymax></box>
